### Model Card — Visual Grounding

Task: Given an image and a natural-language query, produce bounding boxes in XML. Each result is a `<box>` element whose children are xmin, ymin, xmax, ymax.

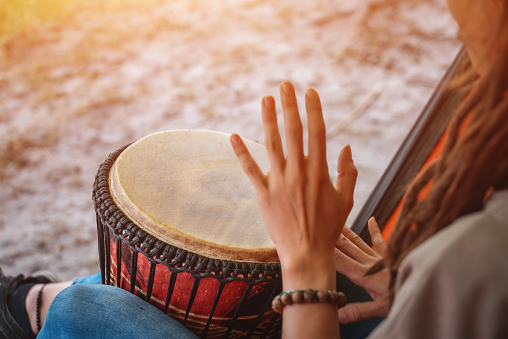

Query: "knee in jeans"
<box><xmin>47</xmin><ymin>284</ymin><xmax>102</xmax><ymax>323</ymax></box>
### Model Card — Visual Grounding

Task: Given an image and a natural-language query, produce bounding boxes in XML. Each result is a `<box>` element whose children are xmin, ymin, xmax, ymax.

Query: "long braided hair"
<box><xmin>372</xmin><ymin>6</ymin><xmax>508</xmax><ymax>302</ymax></box>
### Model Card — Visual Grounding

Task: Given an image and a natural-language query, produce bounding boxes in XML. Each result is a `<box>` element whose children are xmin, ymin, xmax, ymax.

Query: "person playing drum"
<box><xmin>230</xmin><ymin>0</ymin><xmax>508</xmax><ymax>336</ymax></box>
<box><xmin>1</xmin><ymin>0</ymin><xmax>508</xmax><ymax>337</ymax></box>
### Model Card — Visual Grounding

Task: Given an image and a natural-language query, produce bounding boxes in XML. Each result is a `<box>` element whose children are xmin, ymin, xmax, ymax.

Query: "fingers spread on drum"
<box><xmin>261</xmin><ymin>95</ymin><xmax>285</xmax><ymax>170</ymax></box>
<box><xmin>305</xmin><ymin>87</ymin><xmax>328</xmax><ymax>174</ymax></box>
<box><xmin>334</xmin><ymin>144</ymin><xmax>358</xmax><ymax>212</ymax></box>
<box><xmin>280</xmin><ymin>81</ymin><xmax>305</xmax><ymax>168</ymax></box>
<box><xmin>230</xmin><ymin>134</ymin><xmax>266</xmax><ymax>190</ymax></box>
<box><xmin>231</xmin><ymin>81</ymin><xmax>355</xmax><ymax>278</ymax></box>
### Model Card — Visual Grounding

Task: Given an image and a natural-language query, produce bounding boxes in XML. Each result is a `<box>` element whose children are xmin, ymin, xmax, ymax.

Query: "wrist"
<box><xmin>279</xmin><ymin>248</ymin><xmax>336</xmax><ymax>291</ymax></box>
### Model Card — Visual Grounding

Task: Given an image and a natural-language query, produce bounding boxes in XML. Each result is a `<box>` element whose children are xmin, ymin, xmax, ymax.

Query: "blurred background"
<box><xmin>0</xmin><ymin>0</ymin><xmax>460</xmax><ymax>280</ymax></box>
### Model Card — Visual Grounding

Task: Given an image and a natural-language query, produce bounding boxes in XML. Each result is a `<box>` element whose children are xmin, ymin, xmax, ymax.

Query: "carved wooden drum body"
<box><xmin>93</xmin><ymin>130</ymin><xmax>282</xmax><ymax>338</ymax></box>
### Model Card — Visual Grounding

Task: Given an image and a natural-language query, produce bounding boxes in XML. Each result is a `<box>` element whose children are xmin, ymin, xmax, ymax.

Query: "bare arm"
<box><xmin>230</xmin><ymin>81</ymin><xmax>358</xmax><ymax>338</ymax></box>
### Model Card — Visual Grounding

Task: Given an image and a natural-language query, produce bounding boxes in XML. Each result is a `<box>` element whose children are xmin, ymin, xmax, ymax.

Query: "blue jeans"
<box><xmin>38</xmin><ymin>274</ymin><xmax>198</xmax><ymax>338</ymax></box>
<box><xmin>38</xmin><ymin>273</ymin><xmax>381</xmax><ymax>338</ymax></box>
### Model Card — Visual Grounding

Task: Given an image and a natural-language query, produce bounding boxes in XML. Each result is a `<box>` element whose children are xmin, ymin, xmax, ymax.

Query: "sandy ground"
<box><xmin>0</xmin><ymin>0</ymin><xmax>461</xmax><ymax>280</ymax></box>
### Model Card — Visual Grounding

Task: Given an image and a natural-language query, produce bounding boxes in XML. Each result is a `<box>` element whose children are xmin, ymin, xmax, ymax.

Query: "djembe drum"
<box><xmin>93</xmin><ymin>130</ymin><xmax>282</xmax><ymax>338</ymax></box>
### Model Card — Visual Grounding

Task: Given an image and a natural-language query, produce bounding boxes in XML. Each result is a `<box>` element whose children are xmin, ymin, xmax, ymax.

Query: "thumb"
<box><xmin>338</xmin><ymin>300</ymin><xmax>389</xmax><ymax>324</ymax></box>
<box><xmin>334</xmin><ymin>145</ymin><xmax>358</xmax><ymax>210</ymax></box>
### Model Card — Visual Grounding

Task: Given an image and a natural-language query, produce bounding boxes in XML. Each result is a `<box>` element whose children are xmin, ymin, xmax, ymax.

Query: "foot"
<box><xmin>25</xmin><ymin>281</ymin><xmax>72</xmax><ymax>335</ymax></box>
<box><xmin>0</xmin><ymin>268</ymin><xmax>60</xmax><ymax>339</ymax></box>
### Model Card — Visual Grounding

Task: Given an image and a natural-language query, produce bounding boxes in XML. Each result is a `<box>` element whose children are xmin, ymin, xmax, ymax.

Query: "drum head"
<box><xmin>109</xmin><ymin>130</ymin><xmax>278</xmax><ymax>262</ymax></box>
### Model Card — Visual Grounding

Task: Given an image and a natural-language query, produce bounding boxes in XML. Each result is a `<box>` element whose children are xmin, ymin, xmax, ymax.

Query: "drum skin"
<box><xmin>93</xmin><ymin>130</ymin><xmax>282</xmax><ymax>338</ymax></box>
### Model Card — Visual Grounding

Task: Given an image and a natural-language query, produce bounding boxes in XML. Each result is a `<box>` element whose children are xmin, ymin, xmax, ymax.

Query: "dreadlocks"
<box><xmin>375</xmin><ymin>27</ymin><xmax>508</xmax><ymax>303</ymax></box>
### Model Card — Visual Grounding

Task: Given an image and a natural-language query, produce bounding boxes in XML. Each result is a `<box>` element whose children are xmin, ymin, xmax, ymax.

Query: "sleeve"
<box><xmin>367</xmin><ymin>214</ymin><xmax>508</xmax><ymax>339</ymax></box>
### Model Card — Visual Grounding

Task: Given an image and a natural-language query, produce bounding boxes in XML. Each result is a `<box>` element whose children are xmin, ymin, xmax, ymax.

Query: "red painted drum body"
<box><xmin>93</xmin><ymin>130</ymin><xmax>282</xmax><ymax>338</ymax></box>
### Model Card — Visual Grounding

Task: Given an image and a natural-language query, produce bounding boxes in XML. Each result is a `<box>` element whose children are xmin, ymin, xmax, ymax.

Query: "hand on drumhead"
<box><xmin>230</xmin><ymin>81</ymin><xmax>358</xmax><ymax>291</ymax></box>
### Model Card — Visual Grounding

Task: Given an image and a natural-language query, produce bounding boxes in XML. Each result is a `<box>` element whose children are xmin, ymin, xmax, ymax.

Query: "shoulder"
<box><xmin>400</xmin><ymin>189</ymin><xmax>508</xmax><ymax>284</ymax></box>
<box><xmin>369</xmin><ymin>190</ymin><xmax>508</xmax><ymax>339</ymax></box>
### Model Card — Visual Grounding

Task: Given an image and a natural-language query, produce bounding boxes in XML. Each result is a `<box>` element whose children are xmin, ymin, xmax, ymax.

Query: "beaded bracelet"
<box><xmin>272</xmin><ymin>289</ymin><xmax>347</xmax><ymax>314</ymax></box>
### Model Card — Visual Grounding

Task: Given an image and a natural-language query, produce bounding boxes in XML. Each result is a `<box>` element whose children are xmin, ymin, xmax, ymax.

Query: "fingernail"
<box><xmin>263</xmin><ymin>96</ymin><xmax>273</xmax><ymax>108</ymax></box>
<box><xmin>230</xmin><ymin>134</ymin><xmax>240</xmax><ymax>145</ymax></box>
<box><xmin>338</xmin><ymin>312</ymin><xmax>347</xmax><ymax>323</ymax></box>
<box><xmin>346</xmin><ymin>144</ymin><xmax>352</xmax><ymax>158</ymax></box>
<box><xmin>280</xmin><ymin>81</ymin><xmax>293</xmax><ymax>94</ymax></box>
<box><xmin>306</xmin><ymin>88</ymin><xmax>319</xmax><ymax>99</ymax></box>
